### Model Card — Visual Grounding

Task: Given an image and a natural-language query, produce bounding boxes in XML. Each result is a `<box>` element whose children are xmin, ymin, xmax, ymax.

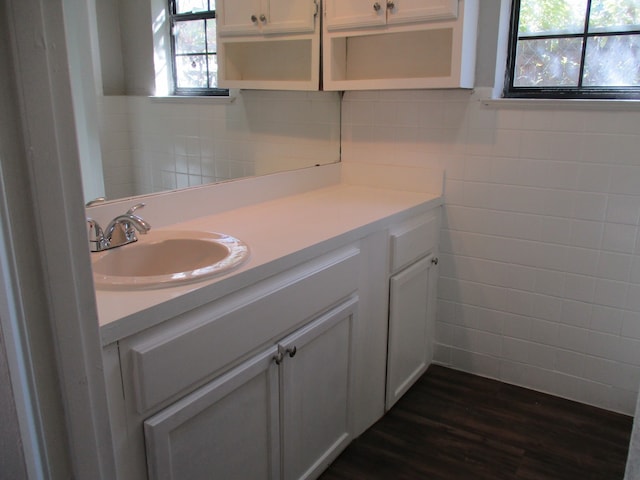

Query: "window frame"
<box><xmin>168</xmin><ymin>0</ymin><xmax>229</xmax><ymax>96</ymax></box>
<box><xmin>504</xmin><ymin>0</ymin><xmax>640</xmax><ymax>99</ymax></box>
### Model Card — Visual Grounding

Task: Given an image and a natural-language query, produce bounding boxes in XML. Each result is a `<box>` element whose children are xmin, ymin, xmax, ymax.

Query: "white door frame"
<box><xmin>4</xmin><ymin>0</ymin><xmax>115</xmax><ymax>477</ymax></box>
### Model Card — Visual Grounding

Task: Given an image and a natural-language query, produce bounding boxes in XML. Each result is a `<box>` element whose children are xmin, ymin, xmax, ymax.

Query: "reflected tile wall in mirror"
<box><xmin>98</xmin><ymin>90</ymin><xmax>341</xmax><ymax>200</ymax></box>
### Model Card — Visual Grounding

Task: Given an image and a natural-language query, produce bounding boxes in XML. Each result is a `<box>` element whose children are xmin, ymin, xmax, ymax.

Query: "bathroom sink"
<box><xmin>91</xmin><ymin>230</ymin><xmax>249</xmax><ymax>289</ymax></box>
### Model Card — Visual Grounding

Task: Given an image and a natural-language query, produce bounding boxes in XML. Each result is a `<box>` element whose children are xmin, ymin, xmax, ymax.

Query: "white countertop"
<box><xmin>96</xmin><ymin>181</ymin><xmax>442</xmax><ymax>346</ymax></box>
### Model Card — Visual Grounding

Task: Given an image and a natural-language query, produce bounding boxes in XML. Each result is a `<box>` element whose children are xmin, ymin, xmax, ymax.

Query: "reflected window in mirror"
<box><xmin>169</xmin><ymin>0</ymin><xmax>229</xmax><ymax>96</ymax></box>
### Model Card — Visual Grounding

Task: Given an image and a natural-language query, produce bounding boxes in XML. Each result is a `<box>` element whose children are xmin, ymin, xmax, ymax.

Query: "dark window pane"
<box><xmin>589</xmin><ymin>0</ymin><xmax>640</xmax><ymax>32</ymax></box>
<box><xmin>519</xmin><ymin>0</ymin><xmax>588</xmax><ymax>36</ymax></box>
<box><xmin>175</xmin><ymin>55</ymin><xmax>209</xmax><ymax>88</ymax></box>
<box><xmin>514</xmin><ymin>37</ymin><xmax>583</xmax><ymax>86</ymax></box>
<box><xmin>176</xmin><ymin>0</ymin><xmax>209</xmax><ymax>14</ymax></box>
<box><xmin>583</xmin><ymin>34</ymin><xmax>640</xmax><ymax>86</ymax></box>
<box><xmin>175</xmin><ymin>20</ymin><xmax>206</xmax><ymax>55</ymax></box>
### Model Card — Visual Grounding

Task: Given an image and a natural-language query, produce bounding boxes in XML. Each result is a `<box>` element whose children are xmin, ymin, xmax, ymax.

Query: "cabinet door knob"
<box><xmin>273</xmin><ymin>352</ymin><xmax>284</xmax><ymax>365</ymax></box>
<box><xmin>431</xmin><ymin>257</ymin><xmax>439</xmax><ymax>265</ymax></box>
<box><xmin>387</xmin><ymin>1</ymin><xmax>395</xmax><ymax>9</ymax></box>
<box><xmin>286</xmin><ymin>346</ymin><xmax>297</xmax><ymax>358</ymax></box>
<box><xmin>250</xmin><ymin>14</ymin><xmax>258</xmax><ymax>23</ymax></box>
<box><xmin>259</xmin><ymin>13</ymin><xmax>267</xmax><ymax>23</ymax></box>
<box><xmin>373</xmin><ymin>2</ymin><xmax>381</xmax><ymax>12</ymax></box>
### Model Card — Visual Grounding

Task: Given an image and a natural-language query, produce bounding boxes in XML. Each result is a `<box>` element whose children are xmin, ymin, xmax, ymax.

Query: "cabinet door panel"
<box><xmin>281</xmin><ymin>297</ymin><xmax>358</xmax><ymax>480</ymax></box>
<box><xmin>325</xmin><ymin>0</ymin><xmax>387</xmax><ymax>30</ymax></box>
<box><xmin>387</xmin><ymin>0</ymin><xmax>458</xmax><ymax>25</ymax></box>
<box><xmin>218</xmin><ymin>0</ymin><xmax>263</xmax><ymax>36</ymax></box>
<box><xmin>264</xmin><ymin>0</ymin><xmax>317</xmax><ymax>34</ymax></box>
<box><xmin>386</xmin><ymin>255</ymin><xmax>433</xmax><ymax>410</ymax></box>
<box><xmin>144</xmin><ymin>347</ymin><xmax>280</xmax><ymax>480</ymax></box>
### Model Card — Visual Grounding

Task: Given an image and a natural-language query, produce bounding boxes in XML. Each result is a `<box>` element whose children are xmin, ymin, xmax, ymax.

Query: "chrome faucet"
<box><xmin>87</xmin><ymin>203</ymin><xmax>151</xmax><ymax>252</ymax></box>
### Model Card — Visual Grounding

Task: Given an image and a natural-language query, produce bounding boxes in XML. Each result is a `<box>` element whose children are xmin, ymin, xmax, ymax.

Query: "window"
<box><xmin>168</xmin><ymin>0</ymin><xmax>228</xmax><ymax>95</ymax></box>
<box><xmin>505</xmin><ymin>0</ymin><xmax>640</xmax><ymax>98</ymax></box>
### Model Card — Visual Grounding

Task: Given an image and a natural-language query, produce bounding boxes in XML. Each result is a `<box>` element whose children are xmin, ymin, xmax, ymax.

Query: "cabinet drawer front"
<box><xmin>390</xmin><ymin>210</ymin><xmax>439</xmax><ymax>273</ymax></box>
<box><xmin>127</xmin><ymin>246</ymin><xmax>360</xmax><ymax>414</ymax></box>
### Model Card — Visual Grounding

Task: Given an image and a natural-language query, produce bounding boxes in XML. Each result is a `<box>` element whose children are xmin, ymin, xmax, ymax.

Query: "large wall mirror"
<box><xmin>71</xmin><ymin>0</ymin><xmax>341</xmax><ymax>205</ymax></box>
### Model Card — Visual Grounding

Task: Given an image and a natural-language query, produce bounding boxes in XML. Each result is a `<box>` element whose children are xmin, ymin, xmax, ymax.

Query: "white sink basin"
<box><xmin>91</xmin><ymin>230</ymin><xmax>249</xmax><ymax>289</ymax></box>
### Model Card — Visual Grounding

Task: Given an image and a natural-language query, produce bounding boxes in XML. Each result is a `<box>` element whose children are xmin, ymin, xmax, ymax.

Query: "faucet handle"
<box><xmin>87</xmin><ymin>218</ymin><xmax>104</xmax><ymax>238</ymax></box>
<box><xmin>126</xmin><ymin>203</ymin><xmax>146</xmax><ymax>215</ymax></box>
<box><xmin>87</xmin><ymin>218</ymin><xmax>106</xmax><ymax>252</ymax></box>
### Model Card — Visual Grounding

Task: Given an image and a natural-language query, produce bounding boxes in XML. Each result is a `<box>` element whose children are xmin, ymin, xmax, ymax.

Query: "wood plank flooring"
<box><xmin>320</xmin><ymin>365</ymin><xmax>633</xmax><ymax>480</ymax></box>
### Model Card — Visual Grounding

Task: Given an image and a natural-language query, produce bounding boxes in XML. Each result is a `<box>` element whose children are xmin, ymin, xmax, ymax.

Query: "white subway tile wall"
<box><xmin>342</xmin><ymin>88</ymin><xmax>640</xmax><ymax>414</ymax></box>
<box><xmin>97</xmin><ymin>96</ymin><xmax>135</xmax><ymax>199</ymax></box>
<box><xmin>98</xmin><ymin>91</ymin><xmax>341</xmax><ymax>199</ymax></box>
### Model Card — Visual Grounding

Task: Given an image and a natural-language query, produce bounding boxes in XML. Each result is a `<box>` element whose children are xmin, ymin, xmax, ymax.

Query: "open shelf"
<box><xmin>323</xmin><ymin>0</ymin><xmax>478</xmax><ymax>91</ymax></box>
<box><xmin>330</xmin><ymin>29</ymin><xmax>453</xmax><ymax>82</ymax></box>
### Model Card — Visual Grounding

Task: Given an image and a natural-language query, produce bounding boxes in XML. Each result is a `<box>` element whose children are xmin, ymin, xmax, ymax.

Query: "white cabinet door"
<box><xmin>217</xmin><ymin>0</ymin><xmax>264</xmax><ymax>35</ymax></box>
<box><xmin>280</xmin><ymin>297</ymin><xmax>357</xmax><ymax>480</ymax></box>
<box><xmin>325</xmin><ymin>0</ymin><xmax>387</xmax><ymax>30</ymax></box>
<box><xmin>386</xmin><ymin>254</ymin><xmax>436</xmax><ymax>410</ymax></box>
<box><xmin>143</xmin><ymin>346</ymin><xmax>281</xmax><ymax>480</ymax></box>
<box><xmin>142</xmin><ymin>297</ymin><xmax>358</xmax><ymax>480</ymax></box>
<box><xmin>219</xmin><ymin>0</ymin><xmax>316</xmax><ymax>35</ymax></box>
<box><xmin>263</xmin><ymin>0</ymin><xmax>317</xmax><ymax>34</ymax></box>
<box><xmin>326</xmin><ymin>0</ymin><xmax>457</xmax><ymax>30</ymax></box>
<box><xmin>386</xmin><ymin>0</ymin><xmax>458</xmax><ymax>25</ymax></box>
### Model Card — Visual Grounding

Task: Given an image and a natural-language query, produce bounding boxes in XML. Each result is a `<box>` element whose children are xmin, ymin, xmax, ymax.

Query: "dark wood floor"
<box><xmin>320</xmin><ymin>365</ymin><xmax>633</xmax><ymax>480</ymax></box>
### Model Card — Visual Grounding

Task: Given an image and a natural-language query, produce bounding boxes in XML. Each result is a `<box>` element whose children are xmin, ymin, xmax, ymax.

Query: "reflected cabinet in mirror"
<box><xmin>80</xmin><ymin>0</ymin><xmax>340</xmax><ymax>204</ymax></box>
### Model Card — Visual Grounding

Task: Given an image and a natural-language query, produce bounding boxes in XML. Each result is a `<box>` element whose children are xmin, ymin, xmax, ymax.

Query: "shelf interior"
<box><xmin>330</xmin><ymin>28</ymin><xmax>453</xmax><ymax>81</ymax></box>
<box><xmin>223</xmin><ymin>39</ymin><xmax>313</xmax><ymax>82</ymax></box>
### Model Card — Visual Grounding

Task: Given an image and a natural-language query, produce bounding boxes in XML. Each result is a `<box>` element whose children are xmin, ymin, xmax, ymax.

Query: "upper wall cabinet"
<box><xmin>322</xmin><ymin>0</ymin><xmax>478</xmax><ymax>91</ymax></box>
<box><xmin>325</xmin><ymin>0</ymin><xmax>458</xmax><ymax>30</ymax></box>
<box><xmin>218</xmin><ymin>0</ymin><xmax>317</xmax><ymax>36</ymax></box>
<box><xmin>216</xmin><ymin>0</ymin><xmax>320</xmax><ymax>90</ymax></box>
<box><xmin>215</xmin><ymin>0</ymin><xmax>478</xmax><ymax>91</ymax></box>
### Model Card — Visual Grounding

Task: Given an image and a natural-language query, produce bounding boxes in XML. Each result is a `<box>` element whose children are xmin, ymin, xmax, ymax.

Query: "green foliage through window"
<box><xmin>505</xmin><ymin>0</ymin><xmax>640</xmax><ymax>98</ymax></box>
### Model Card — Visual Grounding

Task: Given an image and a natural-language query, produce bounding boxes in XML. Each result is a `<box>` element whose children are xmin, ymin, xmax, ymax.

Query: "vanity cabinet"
<box><xmin>144</xmin><ymin>297</ymin><xmax>357</xmax><ymax>480</ymax></box>
<box><xmin>385</xmin><ymin>211</ymin><xmax>440</xmax><ymax>410</ymax></box>
<box><xmin>322</xmin><ymin>0</ymin><xmax>478</xmax><ymax>90</ymax></box>
<box><xmin>106</xmin><ymin>245</ymin><xmax>365</xmax><ymax>480</ymax></box>
<box><xmin>101</xmin><ymin>198</ymin><xmax>443</xmax><ymax>479</ymax></box>
<box><xmin>216</xmin><ymin>0</ymin><xmax>320</xmax><ymax>90</ymax></box>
